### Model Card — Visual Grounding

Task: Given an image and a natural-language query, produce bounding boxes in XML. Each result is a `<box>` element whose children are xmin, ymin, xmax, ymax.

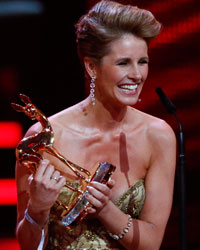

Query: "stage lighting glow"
<box><xmin>0</xmin><ymin>238</ymin><xmax>20</xmax><ymax>250</ymax></box>
<box><xmin>150</xmin><ymin>12</ymin><xmax>200</xmax><ymax>48</ymax></box>
<box><xmin>0</xmin><ymin>122</ymin><xmax>22</xmax><ymax>148</ymax></box>
<box><xmin>0</xmin><ymin>0</ymin><xmax>44</xmax><ymax>17</ymax></box>
<box><xmin>0</xmin><ymin>179</ymin><xmax>17</xmax><ymax>205</ymax></box>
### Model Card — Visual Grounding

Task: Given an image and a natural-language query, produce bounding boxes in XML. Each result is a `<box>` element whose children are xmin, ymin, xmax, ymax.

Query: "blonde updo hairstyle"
<box><xmin>75</xmin><ymin>0</ymin><xmax>162</xmax><ymax>65</ymax></box>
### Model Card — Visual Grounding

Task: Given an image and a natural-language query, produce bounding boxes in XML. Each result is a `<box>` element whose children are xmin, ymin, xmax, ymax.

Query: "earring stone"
<box><xmin>90</xmin><ymin>76</ymin><xmax>96</xmax><ymax>106</ymax></box>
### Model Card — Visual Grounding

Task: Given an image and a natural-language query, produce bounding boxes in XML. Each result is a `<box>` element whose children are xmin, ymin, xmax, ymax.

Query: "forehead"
<box><xmin>104</xmin><ymin>34</ymin><xmax>148</xmax><ymax>60</ymax></box>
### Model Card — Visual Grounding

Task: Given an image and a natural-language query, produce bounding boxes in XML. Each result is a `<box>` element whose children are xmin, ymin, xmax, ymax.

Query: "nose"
<box><xmin>128</xmin><ymin>65</ymin><xmax>142</xmax><ymax>82</ymax></box>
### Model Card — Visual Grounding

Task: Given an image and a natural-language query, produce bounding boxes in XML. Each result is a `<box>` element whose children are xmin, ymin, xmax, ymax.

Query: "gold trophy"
<box><xmin>11</xmin><ymin>94</ymin><xmax>116</xmax><ymax>227</ymax></box>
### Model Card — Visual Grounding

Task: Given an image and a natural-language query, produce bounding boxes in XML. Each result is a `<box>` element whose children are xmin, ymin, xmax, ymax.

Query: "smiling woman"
<box><xmin>85</xmin><ymin>34</ymin><xmax>149</xmax><ymax>107</ymax></box>
<box><xmin>15</xmin><ymin>1</ymin><xmax>176</xmax><ymax>250</ymax></box>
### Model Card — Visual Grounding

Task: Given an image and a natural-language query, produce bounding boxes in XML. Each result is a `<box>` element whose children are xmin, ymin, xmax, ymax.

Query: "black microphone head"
<box><xmin>156</xmin><ymin>88</ymin><xmax>176</xmax><ymax>114</ymax></box>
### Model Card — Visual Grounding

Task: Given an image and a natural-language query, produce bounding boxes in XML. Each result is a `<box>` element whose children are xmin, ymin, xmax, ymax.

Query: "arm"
<box><xmin>86</xmin><ymin>120</ymin><xmax>176</xmax><ymax>250</ymax></box>
<box><xmin>15</xmin><ymin>125</ymin><xmax>66</xmax><ymax>250</ymax></box>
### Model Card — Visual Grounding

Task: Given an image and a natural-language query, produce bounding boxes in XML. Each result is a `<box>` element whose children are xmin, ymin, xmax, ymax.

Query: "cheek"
<box><xmin>142</xmin><ymin>66</ymin><xmax>149</xmax><ymax>80</ymax></box>
<box><xmin>110</xmin><ymin>67</ymin><xmax>126</xmax><ymax>82</ymax></box>
<box><xmin>103</xmin><ymin>69</ymin><xmax>121</xmax><ymax>84</ymax></box>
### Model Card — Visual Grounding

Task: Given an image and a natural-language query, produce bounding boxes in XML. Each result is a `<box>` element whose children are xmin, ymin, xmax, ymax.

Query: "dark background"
<box><xmin>0</xmin><ymin>0</ymin><xmax>199</xmax><ymax>249</ymax></box>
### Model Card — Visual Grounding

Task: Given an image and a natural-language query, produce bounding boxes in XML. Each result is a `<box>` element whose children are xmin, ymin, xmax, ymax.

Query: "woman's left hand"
<box><xmin>85</xmin><ymin>179</ymin><xmax>115</xmax><ymax>215</ymax></box>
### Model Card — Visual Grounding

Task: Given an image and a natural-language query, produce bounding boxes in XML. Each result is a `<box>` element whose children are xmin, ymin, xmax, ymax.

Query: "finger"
<box><xmin>85</xmin><ymin>192</ymin><xmax>102</xmax><ymax>208</ymax></box>
<box><xmin>87</xmin><ymin>186</ymin><xmax>107</xmax><ymax>204</ymax></box>
<box><xmin>42</xmin><ymin>165</ymin><xmax>55</xmax><ymax>182</ymax></box>
<box><xmin>35</xmin><ymin>159</ymin><xmax>50</xmax><ymax>179</ymax></box>
<box><xmin>55</xmin><ymin>176</ymin><xmax>66</xmax><ymax>189</ymax></box>
<box><xmin>50</xmin><ymin>170</ymin><xmax>60</xmax><ymax>183</ymax></box>
<box><xmin>86</xmin><ymin>206</ymin><xmax>96</xmax><ymax>214</ymax></box>
<box><xmin>28</xmin><ymin>174</ymin><xmax>33</xmax><ymax>183</ymax></box>
<box><xmin>89</xmin><ymin>181</ymin><xmax>110</xmax><ymax>196</ymax></box>
<box><xmin>107</xmin><ymin>179</ymin><xmax>115</xmax><ymax>188</ymax></box>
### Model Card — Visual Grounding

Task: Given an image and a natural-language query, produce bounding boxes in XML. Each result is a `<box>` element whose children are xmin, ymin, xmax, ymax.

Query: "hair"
<box><xmin>75</xmin><ymin>0</ymin><xmax>162</xmax><ymax>64</ymax></box>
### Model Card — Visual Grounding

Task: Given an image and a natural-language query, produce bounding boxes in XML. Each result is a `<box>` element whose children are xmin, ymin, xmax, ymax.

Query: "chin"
<box><xmin>113</xmin><ymin>98</ymin><xmax>138</xmax><ymax>107</ymax></box>
<box><xmin>113</xmin><ymin>89</ymin><xmax>140</xmax><ymax>107</ymax></box>
<box><xmin>118</xmin><ymin>93</ymin><xmax>139</xmax><ymax>105</ymax></box>
<box><xmin>124</xmin><ymin>100</ymin><xmax>138</xmax><ymax>107</ymax></box>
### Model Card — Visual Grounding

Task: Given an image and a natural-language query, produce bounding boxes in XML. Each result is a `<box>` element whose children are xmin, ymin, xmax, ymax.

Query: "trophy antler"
<box><xmin>11</xmin><ymin>94</ymin><xmax>37</xmax><ymax>119</ymax></box>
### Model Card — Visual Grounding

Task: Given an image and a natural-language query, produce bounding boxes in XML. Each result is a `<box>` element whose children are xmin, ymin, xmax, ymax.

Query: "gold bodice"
<box><xmin>46</xmin><ymin>180</ymin><xmax>145</xmax><ymax>250</ymax></box>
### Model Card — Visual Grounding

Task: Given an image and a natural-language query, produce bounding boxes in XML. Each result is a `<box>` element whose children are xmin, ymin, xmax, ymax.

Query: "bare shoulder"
<box><xmin>24</xmin><ymin>122</ymin><xmax>42</xmax><ymax>137</ymax></box>
<box><xmin>136</xmin><ymin>110</ymin><xmax>177</xmax><ymax>169</ymax></box>
<box><xmin>48</xmin><ymin>102</ymin><xmax>84</xmax><ymax>132</ymax></box>
<box><xmin>146</xmin><ymin>115</ymin><xmax>176</xmax><ymax>147</ymax></box>
<box><xmin>23</xmin><ymin>102</ymin><xmax>80</xmax><ymax>138</ymax></box>
<box><xmin>132</xmin><ymin>108</ymin><xmax>176</xmax><ymax>144</ymax></box>
<box><xmin>49</xmin><ymin>104</ymin><xmax>78</xmax><ymax>122</ymax></box>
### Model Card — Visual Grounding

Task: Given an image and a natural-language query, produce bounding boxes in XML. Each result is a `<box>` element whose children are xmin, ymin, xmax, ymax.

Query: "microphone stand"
<box><xmin>155</xmin><ymin>88</ymin><xmax>187</xmax><ymax>250</ymax></box>
<box><xmin>173</xmin><ymin>113</ymin><xmax>187</xmax><ymax>250</ymax></box>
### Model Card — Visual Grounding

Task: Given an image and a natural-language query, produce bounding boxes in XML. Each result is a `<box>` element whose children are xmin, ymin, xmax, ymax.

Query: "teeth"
<box><xmin>119</xmin><ymin>84</ymin><xmax>138</xmax><ymax>90</ymax></box>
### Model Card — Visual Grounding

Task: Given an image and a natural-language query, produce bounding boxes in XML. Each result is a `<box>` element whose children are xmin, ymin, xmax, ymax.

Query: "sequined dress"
<box><xmin>45</xmin><ymin>180</ymin><xmax>145</xmax><ymax>250</ymax></box>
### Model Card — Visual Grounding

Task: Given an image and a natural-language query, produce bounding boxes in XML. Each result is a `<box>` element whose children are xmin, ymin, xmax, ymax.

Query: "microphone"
<box><xmin>156</xmin><ymin>87</ymin><xmax>176</xmax><ymax>114</ymax></box>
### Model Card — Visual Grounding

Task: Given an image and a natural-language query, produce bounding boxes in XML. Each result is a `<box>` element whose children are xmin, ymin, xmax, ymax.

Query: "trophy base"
<box><xmin>61</xmin><ymin>162</ymin><xmax>116</xmax><ymax>227</ymax></box>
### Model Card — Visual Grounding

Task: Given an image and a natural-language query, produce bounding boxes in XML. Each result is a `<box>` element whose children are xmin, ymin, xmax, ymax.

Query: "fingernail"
<box><xmin>111</xmin><ymin>179</ymin><xmax>115</xmax><ymax>185</ymax></box>
<box><xmin>41</xmin><ymin>159</ymin><xmax>49</xmax><ymax>164</ymax></box>
<box><xmin>90</xmin><ymin>181</ymin><xmax>97</xmax><ymax>185</ymax></box>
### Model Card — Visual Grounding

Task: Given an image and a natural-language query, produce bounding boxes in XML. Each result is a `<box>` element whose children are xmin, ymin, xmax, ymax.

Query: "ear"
<box><xmin>83</xmin><ymin>57</ymin><xmax>96</xmax><ymax>78</ymax></box>
<box><xmin>19</xmin><ymin>93</ymin><xmax>32</xmax><ymax>104</ymax></box>
<box><xmin>11</xmin><ymin>103</ymin><xmax>25</xmax><ymax>112</ymax></box>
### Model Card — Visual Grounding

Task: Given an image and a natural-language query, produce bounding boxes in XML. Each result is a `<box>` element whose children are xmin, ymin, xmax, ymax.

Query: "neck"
<box><xmin>83</xmin><ymin>96</ymin><xmax>129</xmax><ymax>131</ymax></box>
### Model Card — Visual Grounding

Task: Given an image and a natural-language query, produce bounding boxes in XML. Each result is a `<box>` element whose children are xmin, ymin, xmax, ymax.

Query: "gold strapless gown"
<box><xmin>46</xmin><ymin>180</ymin><xmax>145</xmax><ymax>250</ymax></box>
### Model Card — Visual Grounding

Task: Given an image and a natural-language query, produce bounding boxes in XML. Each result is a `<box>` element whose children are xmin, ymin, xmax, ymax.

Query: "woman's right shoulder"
<box><xmin>48</xmin><ymin>101</ymin><xmax>87</xmax><ymax>134</ymax></box>
<box><xmin>24</xmin><ymin>103</ymin><xmax>79</xmax><ymax>136</ymax></box>
<box><xmin>24</xmin><ymin>122</ymin><xmax>42</xmax><ymax>137</ymax></box>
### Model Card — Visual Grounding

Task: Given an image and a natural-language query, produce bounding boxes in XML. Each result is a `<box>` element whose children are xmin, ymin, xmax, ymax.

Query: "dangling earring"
<box><xmin>90</xmin><ymin>76</ymin><xmax>96</xmax><ymax>106</ymax></box>
<box><xmin>138</xmin><ymin>98</ymin><xmax>142</xmax><ymax>102</ymax></box>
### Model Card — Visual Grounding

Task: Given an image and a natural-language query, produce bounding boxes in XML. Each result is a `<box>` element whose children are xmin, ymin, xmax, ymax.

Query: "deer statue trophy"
<box><xmin>11</xmin><ymin>94</ymin><xmax>116</xmax><ymax>227</ymax></box>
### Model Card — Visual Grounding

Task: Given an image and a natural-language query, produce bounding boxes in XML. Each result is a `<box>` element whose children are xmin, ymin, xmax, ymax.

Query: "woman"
<box><xmin>15</xmin><ymin>1</ymin><xmax>176</xmax><ymax>249</ymax></box>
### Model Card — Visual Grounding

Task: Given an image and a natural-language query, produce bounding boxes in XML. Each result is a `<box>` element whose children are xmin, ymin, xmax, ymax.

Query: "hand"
<box><xmin>85</xmin><ymin>179</ymin><xmax>115</xmax><ymax>216</ymax></box>
<box><xmin>28</xmin><ymin>159</ymin><xmax>66</xmax><ymax>212</ymax></box>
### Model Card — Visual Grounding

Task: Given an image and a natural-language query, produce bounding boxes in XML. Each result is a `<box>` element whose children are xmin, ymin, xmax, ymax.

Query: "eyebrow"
<box><xmin>140</xmin><ymin>56</ymin><xmax>149</xmax><ymax>61</ymax></box>
<box><xmin>115</xmin><ymin>57</ymin><xmax>131</xmax><ymax>63</ymax></box>
<box><xmin>115</xmin><ymin>56</ymin><xmax>149</xmax><ymax>63</ymax></box>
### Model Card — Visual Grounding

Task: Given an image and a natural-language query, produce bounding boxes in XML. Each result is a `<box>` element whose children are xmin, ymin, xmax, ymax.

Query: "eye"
<box><xmin>117</xmin><ymin>61</ymin><xmax>128</xmax><ymax>66</ymax></box>
<box><xmin>139</xmin><ymin>59</ymin><xmax>149</xmax><ymax>65</ymax></box>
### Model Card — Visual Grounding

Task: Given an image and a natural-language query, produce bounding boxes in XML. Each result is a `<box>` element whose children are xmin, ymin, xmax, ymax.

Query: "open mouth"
<box><xmin>118</xmin><ymin>84</ymin><xmax>138</xmax><ymax>93</ymax></box>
